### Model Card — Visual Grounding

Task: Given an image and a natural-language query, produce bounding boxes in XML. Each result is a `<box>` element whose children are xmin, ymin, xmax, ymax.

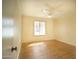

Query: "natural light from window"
<box><xmin>34</xmin><ymin>21</ymin><xmax>45</xmax><ymax>36</ymax></box>
<box><xmin>2</xmin><ymin>18</ymin><xmax>14</xmax><ymax>38</ymax></box>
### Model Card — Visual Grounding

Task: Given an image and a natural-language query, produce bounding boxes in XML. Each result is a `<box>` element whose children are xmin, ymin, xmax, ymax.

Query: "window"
<box><xmin>2</xmin><ymin>18</ymin><xmax>14</xmax><ymax>38</ymax></box>
<box><xmin>34</xmin><ymin>21</ymin><xmax>45</xmax><ymax>35</ymax></box>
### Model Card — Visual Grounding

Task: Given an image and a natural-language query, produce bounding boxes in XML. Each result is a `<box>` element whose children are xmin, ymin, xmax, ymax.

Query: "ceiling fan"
<box><xmin>43</xmin><ymin>2</ymin><xmax>64</xmax><ymax>18</ymax></box>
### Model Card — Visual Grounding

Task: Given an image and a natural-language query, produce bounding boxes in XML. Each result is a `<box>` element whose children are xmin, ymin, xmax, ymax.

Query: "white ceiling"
<box><xmin>18</xmin><ymin>0</ymin><xmax>75</xmax><ymax>18</ymax></box>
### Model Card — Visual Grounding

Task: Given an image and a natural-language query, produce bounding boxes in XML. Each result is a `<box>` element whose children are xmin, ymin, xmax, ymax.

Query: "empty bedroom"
<box><xmin>2</xmin><ymin>0</ymin><xmax>76</xmax><ymax>59</ymax></box>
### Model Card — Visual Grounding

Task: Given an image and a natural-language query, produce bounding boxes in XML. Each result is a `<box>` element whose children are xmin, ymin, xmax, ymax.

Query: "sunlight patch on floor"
<box><xmin>28</xmin><ymin>42</ymin><xmax>45</xmax><ymax>47</ymax></box>
<box><xmin>28</xmin><ymin>42</ymin><xmax>47</xmax><ymax>59</ymax></box>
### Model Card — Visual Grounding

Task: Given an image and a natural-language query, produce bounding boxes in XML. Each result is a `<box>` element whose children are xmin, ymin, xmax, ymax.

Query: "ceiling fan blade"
<box><xmin>45</xmin><ymin>2</ymin><xmax>63</xmax><ymax>11</ymax></box>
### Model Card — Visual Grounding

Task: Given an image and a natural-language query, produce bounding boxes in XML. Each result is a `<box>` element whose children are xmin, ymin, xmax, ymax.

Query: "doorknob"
<box><xmin>11</xmin><ymin>46</ymin><xmax>17</xmax><ymax>52</ymax></box>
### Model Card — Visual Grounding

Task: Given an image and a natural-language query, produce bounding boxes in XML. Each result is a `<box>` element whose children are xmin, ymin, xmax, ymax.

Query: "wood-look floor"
<box><xmin>19</xmin><ymin>40</ymin><xmax>76</xmax><ymax>59</ymax></box>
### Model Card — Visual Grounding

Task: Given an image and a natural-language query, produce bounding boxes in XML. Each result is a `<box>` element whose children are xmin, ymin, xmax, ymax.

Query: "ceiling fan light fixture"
<box><xmin>48</xmin><ymin>15</ymin><xmax>52</xmax><ymax>18</ymax></box>
<box><xmin>43</xmin><ymin>8</ymin><xmax>52</xmax><ymax>18</ymax></box>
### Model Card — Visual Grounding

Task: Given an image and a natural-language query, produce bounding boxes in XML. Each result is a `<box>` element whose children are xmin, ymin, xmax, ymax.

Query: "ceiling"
<box><xmin>18</xmin><ymin>0</ymin><xmax>75</xmax><ymax>18</ymax></box>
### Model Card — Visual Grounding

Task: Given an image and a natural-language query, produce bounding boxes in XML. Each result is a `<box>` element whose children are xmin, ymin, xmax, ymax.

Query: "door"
<box><xmin>2</xmin><ymin>0</ymin><xmax>22</xmax><ymax>59</ymax></box>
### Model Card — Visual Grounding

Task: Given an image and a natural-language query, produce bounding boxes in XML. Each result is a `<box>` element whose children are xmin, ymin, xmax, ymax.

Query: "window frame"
<box><xmin>34</xmin><ymin>20</ymin><xmax>46</xmax><ymax>36</ymax></box>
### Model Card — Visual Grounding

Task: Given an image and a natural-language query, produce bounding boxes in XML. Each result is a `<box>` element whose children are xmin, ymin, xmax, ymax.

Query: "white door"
<box><xmin>2</xmin><ymin>0</ymin><xmax>21</xmax><ymax>59</ymax></box>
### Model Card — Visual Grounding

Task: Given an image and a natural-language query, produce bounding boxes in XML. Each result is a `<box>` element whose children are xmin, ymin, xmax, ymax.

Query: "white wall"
<box><xmin>53</xmin><ymin>12</ymin><xmax>76</xmax><ymax>46</ymax></box>
<box><xmin>22</xmin><ymin>16</ymin><xmax>55</xmax><ymax>43</ymax></box>
<box><xmin>53</xmin><ymin>0</ymin><xmax>76</xmax><ymax>46</ymax></box>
